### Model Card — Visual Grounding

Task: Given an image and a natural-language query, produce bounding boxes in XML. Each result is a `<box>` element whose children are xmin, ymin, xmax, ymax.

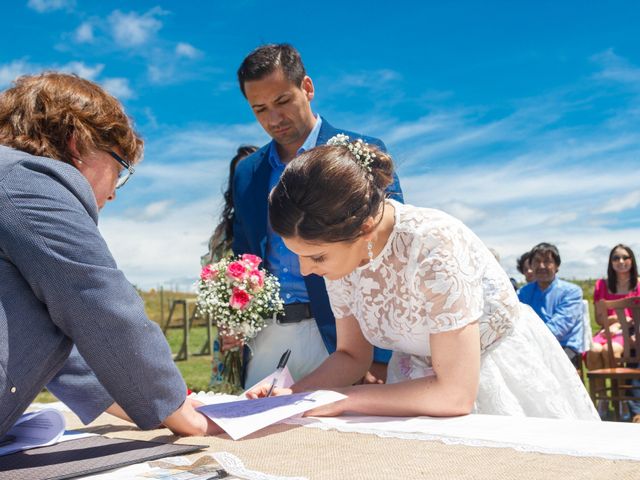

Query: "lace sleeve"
<box><xmin>413</xmin><ymin>231</ymin><xmax>485</xmax><ymax>334</ymax></box>
<box><xmin>325</xmin><ymin>277</ymin><xmax>353</xmax><ymax>319</ymax></box>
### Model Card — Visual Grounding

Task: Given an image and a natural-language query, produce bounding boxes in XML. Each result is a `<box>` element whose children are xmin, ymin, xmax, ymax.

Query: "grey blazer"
<box><xmin>0</xmin><ymin>145</ymin><xmax>185</xmax><ymax>437</ymax></box>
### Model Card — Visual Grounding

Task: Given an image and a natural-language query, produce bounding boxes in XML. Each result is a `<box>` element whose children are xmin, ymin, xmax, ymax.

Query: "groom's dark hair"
<box><xmin>237</xmin><ymin>44</ymin><xmax>307</xmax><ymax>97</ymax></box>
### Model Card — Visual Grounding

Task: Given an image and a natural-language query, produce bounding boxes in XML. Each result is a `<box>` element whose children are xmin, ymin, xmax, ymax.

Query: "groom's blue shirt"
<box><xmin>265</xmin><ymin>115</ymin><xmax>322</xmax><ymax>304</ymax></box>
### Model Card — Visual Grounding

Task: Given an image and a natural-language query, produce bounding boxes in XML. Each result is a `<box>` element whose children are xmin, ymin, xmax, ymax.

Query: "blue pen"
<box><xmin>266</xmin><ymin>349</ymin><xmax>291</xmax><ymax>397</ymax></box>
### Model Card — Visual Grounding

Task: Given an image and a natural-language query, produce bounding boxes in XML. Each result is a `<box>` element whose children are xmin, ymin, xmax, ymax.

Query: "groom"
<box><xmin>231</xmin><ymin>44</ymin><xmax>404</xmax><ymax>387</ymax></box>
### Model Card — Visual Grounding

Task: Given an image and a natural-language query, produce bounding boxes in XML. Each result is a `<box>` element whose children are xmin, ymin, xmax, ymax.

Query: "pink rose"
<box><xmin>226</xmin><ymin>261</ymin><xmax>247</xmax><ymax>282</ymax></box>
<box><xmin>249</xmin><ymin>269</ymin><xmax>265</xmax><ymax>291</ymax></box>
<box><xmin>241</xmin><ymin>253</ymin><xmax>262</xmax><ymax>269</ymax></box>
<box><xmin>200</xmin><ymin>264</ymin><xmax>218</xmax><ymax>281</ymax></box>
<box><xmin>229</xmin><ymin>287</ymin><xmax>252</xmax><ymax>310</ymax></box>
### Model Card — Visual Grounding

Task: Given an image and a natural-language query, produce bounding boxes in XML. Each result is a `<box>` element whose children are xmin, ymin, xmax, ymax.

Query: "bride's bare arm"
<box><xmin>292</xmin><ymin>314</ymin><xmax>374</xmax><ymax>392</ymax></box>
<box><xmin>305</xmin><ymin>321</ymin><xmax>481</xmax><ymax>417</ymax></box>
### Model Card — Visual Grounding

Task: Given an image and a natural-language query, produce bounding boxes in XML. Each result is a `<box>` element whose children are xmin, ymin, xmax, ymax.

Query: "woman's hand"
<box><xmin>245</xmin><ymin>384</ymin><xmax>293</xmax><ymax>399</ymax></box>
<box><xmin>220</xmin><ymin>333</ymin><xmax>244</xmax><ymax>352</ymax></box>
<box><xmin>609</xmin><ymin>322</ymin><xmax>622</xmax><ymax>334</ymax></box>
<box><xmin>304</xmin><ymin>396</ymin><xmax>349</xmax><ymax>417</ymax></box>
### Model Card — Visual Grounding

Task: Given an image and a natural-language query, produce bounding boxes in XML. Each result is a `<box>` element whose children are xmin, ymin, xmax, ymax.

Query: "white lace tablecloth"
<box><xmin>286</xmin><ymin>413</ymin><xmax>640</xmax><ymax>461</ymax></box>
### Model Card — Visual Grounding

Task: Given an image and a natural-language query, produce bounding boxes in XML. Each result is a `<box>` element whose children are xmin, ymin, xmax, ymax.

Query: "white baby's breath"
<box><xmin>327</xmin><ymin>133</ymin><xmax>375</xmax><ymax>172</ymax></box>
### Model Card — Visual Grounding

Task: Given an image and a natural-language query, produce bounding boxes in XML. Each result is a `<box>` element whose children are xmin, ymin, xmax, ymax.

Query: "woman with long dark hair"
<box><xmin>203</xmin><ymin>145</ymin><xmax>257</xmax><ymax>389</ymax></box>
<box><xmin>585</xmin><ymin>244</ymin><xmax>640</xmax><ymax>417</ymax></box>
<box><xmin>202</xmin><ymin>145</ymin><xmax>258</xmax><ymax>265</ymax></box>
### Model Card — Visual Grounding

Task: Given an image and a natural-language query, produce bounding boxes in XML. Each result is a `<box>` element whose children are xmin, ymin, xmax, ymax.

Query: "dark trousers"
<box><xmin>563</xmin><ymin>346</ymin><xmax>581</xmax><ymax>369</ymax></box>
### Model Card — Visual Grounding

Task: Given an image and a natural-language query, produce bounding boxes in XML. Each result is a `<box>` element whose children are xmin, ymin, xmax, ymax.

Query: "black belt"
<box><xmin>277</xmin><ymin>302</ymin><xmax>312</xmax><ymax>323</ymax></box>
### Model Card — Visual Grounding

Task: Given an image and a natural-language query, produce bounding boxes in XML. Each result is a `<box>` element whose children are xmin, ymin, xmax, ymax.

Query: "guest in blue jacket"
<box><xmin>518</xmin><ymin>242</ymin><xmax>584</xmax><ymax>368</ymax></box>
<box><xmin>0</xmin><ymin>72</ymin><xmax>219</xmax><ymax>437</ymax></box>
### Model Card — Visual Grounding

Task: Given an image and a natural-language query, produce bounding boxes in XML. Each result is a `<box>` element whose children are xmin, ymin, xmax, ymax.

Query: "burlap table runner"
<box><xmin>64</xmin><ymin>412</ymin><xmax>640</xmax><ymax>480</ymax></box>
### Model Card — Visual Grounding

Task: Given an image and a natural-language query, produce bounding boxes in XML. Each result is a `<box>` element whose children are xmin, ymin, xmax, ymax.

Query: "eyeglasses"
<box><xmin>108</xmin><ymin>151</ymin><xmax>135</xmax><ymax>189</ymax></box>
<box><xmin>612</xmin><ymin>255</ymin><xmax>631</xmax><ymax>262</ymax></box>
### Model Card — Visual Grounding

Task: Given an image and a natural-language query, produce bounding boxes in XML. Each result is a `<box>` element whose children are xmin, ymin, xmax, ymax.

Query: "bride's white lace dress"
<box><xmin>326</xmin><ymin>200</ymin><xmax>598</xmax><ymax>420</ymax></box>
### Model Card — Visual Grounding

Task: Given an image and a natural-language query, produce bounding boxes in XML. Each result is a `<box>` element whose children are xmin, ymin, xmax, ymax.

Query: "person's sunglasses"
<box><xmin>612</xmin><ymin>255</ymin><xmax>631</xmax><ymax>261</ymax></box>
<box><xmin>108</xmin><ymin>151</ymin><xmax>135</xmax><ymax>189</ymax></box>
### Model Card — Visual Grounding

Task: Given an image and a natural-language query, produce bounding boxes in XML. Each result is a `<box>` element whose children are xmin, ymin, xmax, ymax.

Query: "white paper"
<box><xmin>0</xmin><ymin>408</ymin><xmax>66</xmax><ymax>456</ymax></box>
<box><xmin>243</xmin><ymin>366</ymin><xmax>295</xmax><ymax>395</ymax></box>
<box><xmin>198</xmin><ymin>390</ymin><xmax>347</xmax><ymax>440</ymax></box>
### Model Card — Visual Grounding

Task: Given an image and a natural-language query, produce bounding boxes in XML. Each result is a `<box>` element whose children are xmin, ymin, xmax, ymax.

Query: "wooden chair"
<box><xmin>586</xmin><ymin>296</ymin><xmax>640</xmax><ymax>421</ymax></box>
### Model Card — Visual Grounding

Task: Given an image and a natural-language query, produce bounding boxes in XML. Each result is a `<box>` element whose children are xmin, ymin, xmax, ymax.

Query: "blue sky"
<box><xmin>3</xmin><ymin>1</ymin><xmax>640</xmax><ymax>289</ymax></box>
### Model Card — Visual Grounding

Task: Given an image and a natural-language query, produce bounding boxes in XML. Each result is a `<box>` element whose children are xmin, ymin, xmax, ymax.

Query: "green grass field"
<box><xmin>36</xmin><ymin>289</ymin><xmax>217</xmax><ymax>402</ymax></box>
<box><xmin>35</xmin><ymin>280</ymin><xmax>600</xmax><ymax>403</ymax></box>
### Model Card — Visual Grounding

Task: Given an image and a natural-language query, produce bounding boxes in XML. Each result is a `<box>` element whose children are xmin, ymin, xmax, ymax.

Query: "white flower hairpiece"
<box><xmin>327</xmin><ymin>133</ymin><xmax>376</xmax><ymax>172</ymax></box>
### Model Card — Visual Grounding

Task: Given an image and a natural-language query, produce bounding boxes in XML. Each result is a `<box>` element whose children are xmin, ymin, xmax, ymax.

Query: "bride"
<box><xmin>250</xmin><ymin>135</ymin><xmax>598</xmax><ymax>420</ymax></box>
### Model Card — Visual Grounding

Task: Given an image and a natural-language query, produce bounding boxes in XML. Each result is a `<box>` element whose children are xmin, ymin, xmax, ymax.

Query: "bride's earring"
<box><xmin>367</xmin><ymin>240</ymin><xmax>374</xmax><ymax>263</ymax></box>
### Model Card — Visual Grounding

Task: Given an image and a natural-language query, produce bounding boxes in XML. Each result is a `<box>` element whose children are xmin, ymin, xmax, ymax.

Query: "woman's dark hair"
<box><xmin>203</xmin><ymin>145</ymin><xmax>258</xmax><ymax>264</ymax></box>
<box><xmin>607</xmin><ymin>244</ymin><xmax>638</xmax><ymax>293</ymax></box>
<box><xmin>516</xmin><ymin>251</ymin><xmax>532</xmax><ymax>274</ymax></box>
<box><xmin>237</xmin><ymin>44</ymin><xmax>306</xmax><ymax>97</ymax></box>
<box><xmin>269</xmin><ymin>142</ymin><xmax>394</xmax><ymax>243</ymax></box>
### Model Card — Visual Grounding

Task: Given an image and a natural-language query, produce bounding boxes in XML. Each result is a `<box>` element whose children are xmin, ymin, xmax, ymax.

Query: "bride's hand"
<box><xmin>304</xmin><ymin>397</ymin><xmax>348</xmax><ymax>417</ymax></box>
<box><xmin>245</xmin><ymin>384</ymin><xmax>293</xmax><ymax>399</ymax></box>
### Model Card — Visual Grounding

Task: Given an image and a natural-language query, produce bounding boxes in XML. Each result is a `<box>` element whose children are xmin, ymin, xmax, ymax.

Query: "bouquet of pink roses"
<box><xmin>196</xmin><ymin>254</ymin><xmax>284</xmax><ymax>389</ymax></box>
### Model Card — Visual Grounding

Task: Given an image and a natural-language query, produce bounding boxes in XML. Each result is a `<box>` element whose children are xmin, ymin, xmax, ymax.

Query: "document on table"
<box><xmin>197</xmin><ymin>390</ymin><xmax>347</xmax><ymax>440</ymax></box>
<box><xmin>0</xmin><ymin>408</ymin><xmax>65</xmax><ymax>456</ymax></box>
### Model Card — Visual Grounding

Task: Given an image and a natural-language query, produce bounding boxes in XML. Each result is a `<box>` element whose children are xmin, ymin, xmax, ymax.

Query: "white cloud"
<box><xmin>147</xmin><ymin>64</ymin><xmax>167</xmax><ymax>84</ymax></box>
<box><xmin>135</xmin><ymin>200</ymin><xmax>174</xmax><ymax>221</ymax></box>
<box><xmin>74</xmin><ymin>22</ymin><xmax>94</xmax><ymax>43</ymax></box>
<box><xmin>27</xmin><ymin>0</ymin><xmax>74</xmax><ymax>13</ymax></box>
<box><xmin>101</xmin><ymin>77</ymin><xmax>134</xmax><ymax>99</ymax></box>
<box><xmin>0</xmin><ymin>60</ymin><xmax>32</xmax><ymax>88</ymax></box>
<box><xmin>108</xmin><ymin>8</ymin><xmax>166</xmax><ymax>48</ymax></box>
<box><xmin>58</xmin><ymin>50</ymin><xmax>640</xmax><ymax>288</ymax></box>
<box><xmin>597</xmin><ymin>190</ymin><xmax>640</xmax><ymax>214</ymax></box>
<box><xmin>592</xmin><ymin>49</ymin><xmax>640</xmax><ymax>85</ymax></box>
<box><xmin>101</xmin><ymin>196</ymin><xmax>219</xmax><ymax>290</ymax></box>
<box><xmin>336</xmin><ymin>69</ymin><xmax>401</xmax><ymax>89</ymax></box>
<box><xmin>175</xmin><ymin>42</ymin><xmax>201</xmax><ymax>59</ymax></box>
<box><xmin>438</xmin><ymin>202</ymin><xmax>488</xmax><ymax>224</ymax></box>
<box><xmin>59</xmin><ymin>61</ymin><xmax>104</xmax><ymax>80</ymax></box>
<box><xmin>0</xmin><ymin>59</ymin><xmax>104</xmax><ymax>88</ymax></box>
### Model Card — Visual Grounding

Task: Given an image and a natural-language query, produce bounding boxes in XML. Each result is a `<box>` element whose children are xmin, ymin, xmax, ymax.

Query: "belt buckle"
<box><xmin>277</xmin><ymin>303</ymin><xmax>310</xmax><ymax>324</ymax></box>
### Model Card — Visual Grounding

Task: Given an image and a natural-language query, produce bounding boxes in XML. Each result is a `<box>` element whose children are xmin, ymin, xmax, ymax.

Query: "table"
<box><xmin>60</xmin><ymin>411</ymin><xmax>640</xmax><ymax>480</ymax></box>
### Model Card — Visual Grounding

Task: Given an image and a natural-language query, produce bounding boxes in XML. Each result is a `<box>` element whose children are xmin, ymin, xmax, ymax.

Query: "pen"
<box><xmin>266</xmin><ymin>348</ymin><xmax>291</xmax><ymax>397</ymax></box>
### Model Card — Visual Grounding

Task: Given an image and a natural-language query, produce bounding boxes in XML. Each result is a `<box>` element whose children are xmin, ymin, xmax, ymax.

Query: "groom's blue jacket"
<box><xmin>232</xmin><ymin>118</ymin><xmax>404</xmax><ymax>363</ymax></box>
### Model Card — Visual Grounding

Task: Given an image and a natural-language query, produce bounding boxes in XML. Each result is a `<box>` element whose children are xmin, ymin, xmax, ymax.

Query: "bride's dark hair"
<box><xmin>269</xmin><ymin>143</ymin><xmax>395</xmax><ymax>243</ymax></box>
